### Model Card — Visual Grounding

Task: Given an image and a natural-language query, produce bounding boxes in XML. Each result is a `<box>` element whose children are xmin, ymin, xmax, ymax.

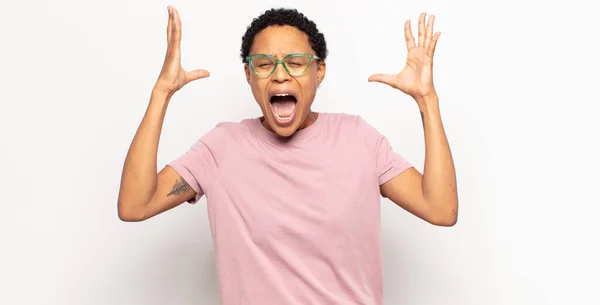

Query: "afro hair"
<box><xmin>240</xmin><ymin>8</ymin><xmax>328</xmax><ymax>63</ymax></box>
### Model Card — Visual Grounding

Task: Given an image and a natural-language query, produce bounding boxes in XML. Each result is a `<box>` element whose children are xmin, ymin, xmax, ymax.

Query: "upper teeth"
<box><xmin>274</xmin><ymin>93</ymin><xmax>291</xmax><ymax>97</ymax></box>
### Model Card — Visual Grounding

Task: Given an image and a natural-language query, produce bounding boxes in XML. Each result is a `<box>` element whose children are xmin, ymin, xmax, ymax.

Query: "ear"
<box><xmin>244</xmin><ymin>64</ymin><xmax>251</xmax><ymax>84</ymax></box>
<box><xmin>316</xmin><ymin>60</ymin><xmax>326</xmax><ymax>85</ymax></box>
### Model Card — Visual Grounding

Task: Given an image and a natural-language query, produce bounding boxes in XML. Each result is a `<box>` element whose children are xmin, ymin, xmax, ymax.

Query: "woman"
<box><xmin>117</xmin><ymin>6</ymin><xmax>457</xmax><ymax>305</ymax></box>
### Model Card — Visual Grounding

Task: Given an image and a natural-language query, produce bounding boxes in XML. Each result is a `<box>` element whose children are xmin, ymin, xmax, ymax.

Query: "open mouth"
<box><xmin>269</xmin><ymin>92</ymin><xmax>298</xmax><ymax>124</ymax></box>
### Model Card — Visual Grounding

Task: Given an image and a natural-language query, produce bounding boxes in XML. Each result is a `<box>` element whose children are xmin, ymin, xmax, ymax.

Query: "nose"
<box><xmin>271</xmin><ymin>62</ymin><xmax>291</xmax><ymax>83</ymax></box>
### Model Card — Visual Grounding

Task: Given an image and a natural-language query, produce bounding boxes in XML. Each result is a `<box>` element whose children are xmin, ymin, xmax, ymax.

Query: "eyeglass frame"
<box><xmin>245</xmin><ymin>52</ymin><xmax>322</xmax><ymax>77</ymax></box>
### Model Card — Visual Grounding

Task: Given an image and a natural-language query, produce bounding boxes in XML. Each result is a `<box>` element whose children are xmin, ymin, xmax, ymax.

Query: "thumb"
<box><xmin>186</xmin><ymin>69</ymin><xmax>210</xmax><ymax>83</ymax></box>
<box><xmin>368</xmin><ymin>73</ymin><xmax>396</xmax><ymax>86</ymax></box>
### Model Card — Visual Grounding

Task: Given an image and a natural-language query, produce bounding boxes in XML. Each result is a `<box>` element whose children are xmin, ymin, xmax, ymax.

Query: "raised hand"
<box><xmin>368</xmin><ymin>13</ymin><xmax>440</xmax><ymax>101</ymax></box>
<box><xmin>155</xmin><ymin>6</ymin><xmax>209</xmax><ymax>95</ymax></box>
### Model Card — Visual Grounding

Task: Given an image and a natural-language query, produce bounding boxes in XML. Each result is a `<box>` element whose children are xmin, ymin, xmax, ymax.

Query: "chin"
<box><xmin>264</xmin><ymin>110</ymin><xmax>305</xmax><ymax>138</ymax></box>
<box><xmin>261</xmin><ymin>89</ymin><xmax>306</xmax><ymax>138</ymax></box>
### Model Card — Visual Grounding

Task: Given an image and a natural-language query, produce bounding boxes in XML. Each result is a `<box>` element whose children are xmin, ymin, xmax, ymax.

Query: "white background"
<box><xmin>1</xmin><ymin>0</ymin><xmax>599</xmax><ymax>304</ymax></box>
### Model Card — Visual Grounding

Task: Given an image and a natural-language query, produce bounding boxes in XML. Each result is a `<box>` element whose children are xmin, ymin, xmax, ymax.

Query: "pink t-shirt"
<box><xmin>168</xmin><ymin>112</ymin><xmax>412</xmax><ymax>305</ymax></box>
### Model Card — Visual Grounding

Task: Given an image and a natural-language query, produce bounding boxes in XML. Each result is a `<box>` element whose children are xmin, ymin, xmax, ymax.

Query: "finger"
<box><xmin>186</xmin><ymin>69</ymin><xmax>210</xmax><ymax>83</ymax></box>
<box><xmin>418</xmin><ymin>12</ymin><xmax>426</xmax><ymax>47</ymax></box>
<box><xmin>166</xmin><ymin>6</ymin><xmax>173</xmax><ymax>48</ymax></box>
<box><xmin>425</xmin><ymin>15</ymin><xmax>435</xmax><ymax>50</ymax></box>
<box><xmin>427</xmin><ymin>32</ymin><xmax>441</xmax><ymax>58</ymax></box>
<box><xmin>368</xmin><ymin>74</ymin><xmax>396</xmax><ymax>87</ymax></box>
<box><xmin>172</xmin><ymin>8</ymin><xmax>182</xmax><ymax>53</ymax></box>
<box><xmin>404</xmin><ymin>20</ymin><xmax>416</xmax><ymax>50</ymax></box>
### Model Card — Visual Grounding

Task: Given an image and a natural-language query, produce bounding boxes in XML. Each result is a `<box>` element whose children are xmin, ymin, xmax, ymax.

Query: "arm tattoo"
<box><xmin>167</xmin><ymin>178</ymin><xmax>191</xmax><ymax>196</ymax></box>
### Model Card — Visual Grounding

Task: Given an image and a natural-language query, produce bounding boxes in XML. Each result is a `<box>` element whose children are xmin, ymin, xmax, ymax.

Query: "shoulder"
<box><xmin>319</xmin><ymin>112</ymin><xmax>382</xmax><ymax>138</ymax></box>
<box><xmin>319</xmin><ymin>112</ymin><xmax>359</xmax><ymax>124</ymax></box>
<box><xmin>200</xmin><ymin>118</ymin><xmax>256</xmax><ymax>143</ymax></box>
<box><xmin>183</xmin><ymin>119</ymin><xmax>251</xmax><ymax>155</ymax></box>
<box><xmin>319</xmin><ymin>112</ymin><xmax>365</xmax><ymax>130</ymax></box>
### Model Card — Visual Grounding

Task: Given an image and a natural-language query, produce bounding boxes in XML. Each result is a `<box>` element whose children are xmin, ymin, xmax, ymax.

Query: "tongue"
<box><xmin>271</xmin><ymin>99</ymin><xmax>296</xmax><ymax>117</ymax></box>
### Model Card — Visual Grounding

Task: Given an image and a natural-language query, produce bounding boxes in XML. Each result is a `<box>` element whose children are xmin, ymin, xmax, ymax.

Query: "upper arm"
<box><xmin>355</xmin><ymin>115</ymin><xmax>447</xmax><ymax>225</ymax></box>
<box><xmin>381</xmin><ymin>167</ymin><xmax>456</xmax><ymax>226</ymax></box>
<box><xmin>380</xmin><ymin>167</ymin><xmax>435</xmax><ymax>224</ymax></box>
<box><xmin>140</xmin><ymin>165</ymin><xmax>197</xmax><ymax>220</ymax></box>
<box><xmin>141</xmin><ymin>125</ymin><xmax>227</xmax><ymax>220</ymax></box>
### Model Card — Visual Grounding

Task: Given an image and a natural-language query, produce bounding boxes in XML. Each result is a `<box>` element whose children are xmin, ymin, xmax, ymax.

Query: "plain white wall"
<box><xmin>1</xmin><ymin>0</ymin><xmax>598</xmax><ymax>304</ymax></box>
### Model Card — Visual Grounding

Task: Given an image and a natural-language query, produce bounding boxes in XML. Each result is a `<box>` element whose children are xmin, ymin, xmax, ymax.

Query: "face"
<box><xmin>245</xmin><ymin>25</ymin><xmax>326</xmax><ymax>137</ymax></box>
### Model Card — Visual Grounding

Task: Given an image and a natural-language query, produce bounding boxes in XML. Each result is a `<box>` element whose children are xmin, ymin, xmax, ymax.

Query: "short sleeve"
<box><xmin>167</xmin><ymin>125</ymin><xmax>228</xmax><ymax>204</ymax></box>
<box><xmin>357</xmin><ymin>116</ymin><xmax>413</xmax><ymax>185</ymax></box>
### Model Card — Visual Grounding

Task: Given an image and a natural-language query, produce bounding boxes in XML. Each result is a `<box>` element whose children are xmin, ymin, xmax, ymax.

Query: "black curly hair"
<box><xmin>240</xmin><ymin>8</ymin><xmax>328</xmax><ymax>63</ymax></box>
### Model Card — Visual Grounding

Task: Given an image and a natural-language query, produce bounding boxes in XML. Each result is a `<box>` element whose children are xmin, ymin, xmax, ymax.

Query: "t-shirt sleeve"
<box><xmin>357</xmin><ymin>116</ymin><xmax>413</xmax><ymax>185</ymax></box>
<box><xmin>166</xmin><ymin>124</ymin><xmax>228</xmax><ymax>204</ymax></box>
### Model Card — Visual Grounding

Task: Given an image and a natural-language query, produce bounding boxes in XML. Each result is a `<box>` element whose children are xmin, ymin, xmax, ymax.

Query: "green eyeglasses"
<box><xmin>245</xmin><ymin>53</ymin><xmax>321</xmax><ymax>77</ymax></box>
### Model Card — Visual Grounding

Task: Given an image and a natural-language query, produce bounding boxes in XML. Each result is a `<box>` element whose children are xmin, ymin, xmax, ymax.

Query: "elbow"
<box><xmin>117</xmin><ymin>201</ymin><xmax>147</xmax><ymax>222</ymax></box>
<box><xmin>428</xmin><ymin>202</ymin><xmax>458</xmax><ymax>227</ymax></box>
<box><xmin>118</xmin><ymin>211</ymin><xmax>141</xmax><ymax>222</ymax></box>
<box><xmin>431</xmin><ymin>214</ymin><xmax>458</xmax><ymax>227</ymax></box>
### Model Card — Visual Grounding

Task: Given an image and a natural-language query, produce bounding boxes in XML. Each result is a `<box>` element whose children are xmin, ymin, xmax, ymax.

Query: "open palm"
<box><xmin>369</xmin><ymin>13</ymin><xmax>441</xmax><ymax>100</ymax></box>
<box><xmin>155</xmin><ymin>6</ymin><xmax>210</xmax><ymax>95</ymax></box>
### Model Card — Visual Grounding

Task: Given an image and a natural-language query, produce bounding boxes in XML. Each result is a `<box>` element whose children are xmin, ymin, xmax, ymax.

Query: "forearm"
<box><xmin>118</xmin><ymin>87</ymin><xmax>172</xmax><ymax>211</ymax></box>
<box><xmin>417</xmin><ymin>95</ymin><xmax>458</xmax><ymax>222</ymax></box>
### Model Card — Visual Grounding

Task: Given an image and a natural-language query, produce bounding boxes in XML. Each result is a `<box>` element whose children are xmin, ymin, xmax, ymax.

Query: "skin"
<box><xmin>369</xmin><ymin>13</ymin><xmax>458</xmax><ymax>226</ymax></box>
<box><xmin>117</xmin><ymin>7</ymin><xmax>458</xmax><ymax>227</ymax></box>
<box><xmin>117</xmin><ymin>6</ymin><xmax>203</xmax><ymax>221</ymax></box>
<box><xmin>244</xmin><ymin>25</ymin><xmax>326</xmax><ymax>137</ymax></box>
